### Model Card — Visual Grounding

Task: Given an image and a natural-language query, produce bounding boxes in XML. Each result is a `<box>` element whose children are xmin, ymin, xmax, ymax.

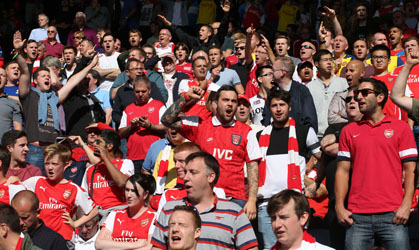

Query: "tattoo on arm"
<box><xmin>161</xmin><ymin>95</ymin><xmax>186</xmax><ymax>128</ymax></box>
<box><xmin>247</xmin><ymin>161</ymin><xmax>259</xmax><ymax>198</ymax></box>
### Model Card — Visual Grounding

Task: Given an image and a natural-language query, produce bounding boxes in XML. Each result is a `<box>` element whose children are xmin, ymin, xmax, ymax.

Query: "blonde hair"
<box><xmin>43</xmin><ymin>143</ymin><xmax>71</xmax><ymax>163</ymax></box>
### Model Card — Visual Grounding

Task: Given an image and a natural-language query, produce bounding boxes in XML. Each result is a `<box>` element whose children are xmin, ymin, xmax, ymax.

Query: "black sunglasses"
<box><xmin>354</xmin><ymin>88</ymin><xmax>379</xmax><ymax>97</ymax></box>
<box><xmin>345</xmin><ymin>96</ymin><xmax>357</xmax><ymax>103</ymax></box>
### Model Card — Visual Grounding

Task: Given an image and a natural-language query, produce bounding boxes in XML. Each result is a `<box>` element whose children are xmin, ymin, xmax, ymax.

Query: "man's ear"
<box><xmin>0</xmin><ymin>224</ymin><xmax>8</xmax><ymax>238</ymax></box>
<box><xmin>207</xmin><ymin>171</ymin><xmax>216</xmax><ymax>185</ymax></box>
<box><xmin>300</xmin><ymin>212</ymin><xmax>309</xmax><ymax>227</ymax></box>
<box><xmin>6</xmin><ymin>145</ymin><xmax>12</xmax><ymax>153</ymax></box>
<box><xmin>211</xmin><ymin>101</ymin><xmax>218</xmax><ymax>113</ymax></box>
<box><xmin>194</xmin><ymin>227</ymin><xmax>201</xmax><ymax>240</ymax></box>
<box><xmin>107</xmin><ymin>143</ymin><xmax>114</xmax><ymax>152</ymax></box>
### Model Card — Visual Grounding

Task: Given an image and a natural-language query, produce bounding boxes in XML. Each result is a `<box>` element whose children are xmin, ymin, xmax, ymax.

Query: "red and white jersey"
<box><xmin>0</xmin><ymin>181</ymin><xmax>25</xmax><ymax>205</ymax></box>
<box><xmin>180</xmin><ymin>116</ymin><xmax>262</xmax><ymax>200</ymax></box>
<box><xmin>245</xmin><ymin>62</ymin><xmax>259</xmax><ymax>99</ymax></box>
<box><xmin>119</xmin><ymin>98</ymin><xmax>166</xmax><ymax>160</ymax></box>
<box><xmin>102</xmin><ymin>208</ymin><xmax>156</xmax><ymax>242</ymax></box>
<box><xmin>155</xmin><ymin>42</ymin><xmax>175</xmax><ymax>56</ymax></box>
<box><xmin>178</xmin><ymin>79</ymin><xmax>212</xmax><ymax>119</ymax></box>
<box><xmin>176</xmin><ymin>63</ymin><xmax>193</xmax><ymax>78</ymax></box>
<box><xmin>249</xmin><ymin>94</ymin><xmax>265</xmax><ymax>126</ymax></box>
<box><xmin>372</xmin><ymin>73</ymin><xmax>410</xmax><ymax>121</ymax></box>
<box><xmin>23</xmin><ymin>176</ymin><xmax>95</xmax><ymax>240</ymax></box>
<box><xmin>392</xmin><ymin>65</ymin><xmax>419</xmax><ymax>98</ymax></box>
<box><xmin>82</xmin><ymin>158</ymin><xmax>134</xmax><ymax>210</ymax></box>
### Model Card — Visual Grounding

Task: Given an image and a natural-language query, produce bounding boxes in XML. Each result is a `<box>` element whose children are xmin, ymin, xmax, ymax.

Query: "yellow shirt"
<box><xmin>277</xmin><ymin>3</ymin><xmax>299</xmax><ymax>32</ymax></box>
<box><xmin>196</xmin><ymin>0</ymin><xmax>216</xmax><ymax>24</ymax></box>
<box><xmin>366</xmin><ymin>55</ymin><xmax>403</xmax><ymax>73</ymax></box>
<box><xmin>152</xmin><ymin>148</ymin><xmax>177</xmax><ymax>190</ymax></box>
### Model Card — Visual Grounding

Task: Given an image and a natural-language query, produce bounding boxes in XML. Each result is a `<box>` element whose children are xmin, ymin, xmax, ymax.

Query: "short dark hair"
<box><xmin>125</xmin><ymin>58</ymin><xmax>141</xmax><ymax>71</ymax></box>
<box><xmin>185</xmin><ymin>152</ymin><xmax>220</xmax><ymax>187</ymax></box>
<box><xmin>370</xmin><ymin>44</ymin><xmax>390</xmax><ymax>58</ymax></box>
<box><xmin>129</xmin><ymin>29</ymin><xmax>142</xmax><ymax>38</ymax></box>
<box><xmin>172</xmin><ymin>205</ymin><xmax>201</xmax><ymax>229</ymax></box>
<box><xmin>63</xmin><ymin>45</ymin><xmax>77</xmax><ymax>54</ymax></box>
<box><xmin>358</xmin><ymin>78</ymin><xmax>388</xmax><ymax>108</ymax></box>
<box><xmin>267</xmin><ymin>86</ymin><xmax>291</xmax><ymax>106</ymax></box>
<box><xmin>208</xmin><ymin>45</ymin><xmax>222</xmax><ymax>54</ymax></box>
<box><xmin>215</xmin><ymin>85</ymin><xmax>237</xmax><ymax>102</ymax></box>
<box><xmin>174</xmin><ymin>42</ymin><xmax>190</xmax><ymax>57</ymax></box>
<box><xmin>201</xmin><ymin>24</ymin><xmax>213</xmax><ymax>35</ymax></box>
<box><xmin>1</xmin><ymin>131</ymin><xmax>26</xmax><ymax>148</ymax></box>
<box><xmin>88</xmin><ymin>69</ymin><xmax>101</xmax><ymax>83</ymax></box>
<box><xmin>81</xmin><ymin>39</ymin><xmax>95</xmax><ymax>48</ymax></box>
<box><xmin>126</xmin><ymin>173</ymin><xmax>156</xmax><ymax>198</ymax></box>
<box><xmin>267</xmin><ymin>189</ymin><xmax>310</xmax><ymax>222</ymax></box>
<box><xmin>0</xmin><ymin>204</ymin><xmax>21</xmax><ymax>233</ymax></box>
<box><xmin>100</xmin><ymin>129</ymin><xmax>121</xmax><ymax>154</ymax></box>
<box><xmin>192</xmin><ymin>56</ymin><xmax>207</xmax><ymax>67</ymax></box>
<box><xmin>33</xmin><ymin>66</ymin><xmax>50</xmax><ymax>80</ymax></box>
<box><xmin>133</xmin><ymin>76</ymin><xmax>151</xmax><ymax>89</ymax></box>
<box><xmin>256</xmin><ymin>65</ymin><xmax>273</xmax><ymax>79</ymax></box>
<box><xmin>403</xmin><ymin>37</ymin><xmax>419</xmax><ymax>49</ymax></box>
<box><xmin>275</xmin><ymin>34</ymin><xmax>291</xmax><ymax>46</ymax></box>
<box><xmin>101</xmin><ymin>33</ymin><xmax>115</xmax><ymax>44</ymax></box>
<box><xmin>173</xmin><ymin>142</ymin><xmax>201</xmax><ymax>155</ymax></box>
<box><xmin>313</xmin><ymin>49</ymin><xmax>333</xmax><ymax>63</ymax></box>
<box><xmin>0</xmin><ymin>145</ymin><xmax>10</xmax><ymax>175</ymax></box>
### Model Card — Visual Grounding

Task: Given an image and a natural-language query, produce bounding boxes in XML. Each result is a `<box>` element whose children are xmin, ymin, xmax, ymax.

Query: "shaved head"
<box><xmin>11</xmin><ymin>191</ymin><xmax>38</xmax><ymax>212</ymax></box>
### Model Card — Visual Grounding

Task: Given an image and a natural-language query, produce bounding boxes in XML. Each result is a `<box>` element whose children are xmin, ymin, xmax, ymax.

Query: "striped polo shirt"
<box><xmin>151</xmin><ymin>196</ymin><xmax>258</xmax><ymax>250</ymax></box>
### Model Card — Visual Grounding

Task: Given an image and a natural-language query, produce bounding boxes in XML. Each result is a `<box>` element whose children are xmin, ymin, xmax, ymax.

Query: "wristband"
<box><xmin>183</xmin><ymin>92</ymin><xmax>191</xmax><ymax>102</ymax></box>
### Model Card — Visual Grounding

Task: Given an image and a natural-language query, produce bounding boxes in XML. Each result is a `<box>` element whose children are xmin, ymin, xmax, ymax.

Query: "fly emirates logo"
<box><xmin>114</xmin><ymin>230</ymin><xmax>139</xmax><ymax>242</ymax></box>
<box><xmin>93</xmin><ymin>174</ymin><xmax>115</xmax><ymax>189</ymax></box>
<box><xmin>40</xmin><ymin>197</ymin><xmax>67</xmax><ymax>210</ymax></box>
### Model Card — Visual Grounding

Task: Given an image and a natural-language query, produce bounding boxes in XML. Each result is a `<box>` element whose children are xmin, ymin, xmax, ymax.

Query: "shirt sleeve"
<box><xmin>398</xmin><ymin>122</ymin><xmax>418</xmax><ymax>163</ymax></box>
<box><xmin>8</xmin><ymin>184</ymin><xmax>26</xmax><ymax>204</ymax></box>
<box><xmin>231</xmin><ymin>70</ymin><xmax>241</xmax><ymax>85</ymax></box>
<box><xmin>102</xmin><ymin>91</ymin><xmax>112</xmax><ymax>109</ymax></box>
<box><xmin>81</xmin><ymin>166</ymin><xmax>91</xmax><ymax>194</ymax></box>
<box><xmin>337</xmin><ymin>126</ymin><xmax>352</xmax><ymax>162</ymax></box>
<box><xmin>245</xmin><ymin>129</ymin><xmax>262</xmax><ymax>162</ymax></box>
<box><xmin>119</xmin><ymin>111</ymin><xmax>128</xmax><ymax>129</ymax></box>
<box><xmin>234</xmin><ymin>209</ymin><xmax>258</xmax><ymax>250</ymax></box>
<box><xmin>180</xmin><ymin>116</ymin><xmax>200</xmax><ymax>142</ymax></box>
<box><xmin>23</xmin><ymin>176</ymin><xmax>42</xmax><ymax>191</ymax></box>
<box><xmin>11</xmin><ymin>99</ymin><xmax>23</xmax><ymax>123</ymax></box>
<box><xmin>306</xmin><ymin>127</ymin><xmax>321</xmax><ymax>154</ymax></box>
<box><xmin>120</xmin><ymin>160</ymin><xmax>135</xmax><ymax>176</ymax></box>
<box><xmin>178</xmin><ymin>80</ymin><xmax>190</xmax><ymax>95</ymax></box>
<box><xmin>102</xmin><ymin>210</ymin><xmax>116</xmax><ymax>231</ymax></box>
<box><xmin>151</xmin><ymin>205</ymin><xmax>170</xmax><ymax>250</ymax></box>
<box><xmin>75</xmin><ymin>186</ymin><xmax>95</xmax><ymax>215</ymax></box>
<box><xmin>158</xmin><ymin>106</ymin><xmax>167</xmax><ymax>124</ymax></box>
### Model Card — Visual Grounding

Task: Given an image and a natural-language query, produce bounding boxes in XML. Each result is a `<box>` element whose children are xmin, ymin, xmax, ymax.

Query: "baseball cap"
<box><xmin>161</xmin><ymin>52</ymin><xmax>176</xmax><ymax>63</ymax></box>
<box><xmin>297</xmin><ymin>61</ymin><xmax>313</xmax><ymax>72</ymax></box>
<box><xmin>238</xmin><ymin>94</ymin><xmax>250</xmax><ymax>104</ymax></box>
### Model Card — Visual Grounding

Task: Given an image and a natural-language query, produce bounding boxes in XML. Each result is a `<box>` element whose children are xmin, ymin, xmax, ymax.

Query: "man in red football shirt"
<box><xmin>161</xmin><ymin>85</ymin><xmax>262</xmax><ymax>220</ymax></box>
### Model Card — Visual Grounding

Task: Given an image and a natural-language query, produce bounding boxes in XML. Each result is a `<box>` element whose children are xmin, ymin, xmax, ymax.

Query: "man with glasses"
<box><xmin>292</xmin><ymin>41</ymin><xmax>317</xmax><ymax>83</ymax></box>
<box><xmin>249</xmin><ymin>65</ymin><xmax>274</xmax><ymax>126</ymax></box>
<box><xmin>29</xmin><ymin>13</ymin><xmax>61</xmax><ymax>43</ymax></box>
<box><xmin>336</xmin><ymin>78</ymin><xmax>417</xmax><ymax>250</ymax></box>
<box><xmin>41</xmin><ymin>26</ymin><xmax>64</xmax><ymax>58</ymax></box>
<box><xmin>371</xmin><ymin>44</ymin><xmax>409</xmax><ymax>121</ymax></box>
<box><xmin>11</xmin><ymin>190</ymin><xmax>68</xmax><ymax>250</ymax></box>
<box><xmin>73</xmin><ymin>214</ymin><xmax>100</xmax><ymax>250</ymax></box>
<box><xmin>365</xmin><ymin>32</ymin><xmax>404</xmax><ymax>73</ymax></box>
<box><xmin>230</xmin><ymin>39</ymin><xmax>249</xmax><ymax>89</ymax></box>
<box><xmin>307</xmin><ymin>50</ymin><xmax>348</xmax><ymax>138</ymax></box>
<box><xmin>155</xmin><ymin>29</ymin><xmax>175</xmax><ymax>56</ymax></box>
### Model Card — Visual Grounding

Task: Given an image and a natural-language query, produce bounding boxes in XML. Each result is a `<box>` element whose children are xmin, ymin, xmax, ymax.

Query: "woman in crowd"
<box><xmin>95</xmin><ymin>173</ymin><xmax>156</xmax><ymax>250</ymax></box>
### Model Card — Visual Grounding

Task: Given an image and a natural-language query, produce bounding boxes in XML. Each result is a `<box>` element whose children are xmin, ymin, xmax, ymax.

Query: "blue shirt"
<box><xmin>142</xmin><ymin>138</ymin><xmax>169</xmax><ymax>173</ymax></box>
<box><xmin>4</xmin><ymin>86</ymin><xmax>19</xmax><ymax>97</ymax></box>
<box><xmin>206</xmin><ymin>67</ymin><xmax>241</xmax><ymax>87</ymax></box>
<box><xmin>28</xmin><ymin>28</ymin><xmax>61</xmax><ymax>43</ymax></box>
<box><xmin>91</xmin><ymin>88</ymin><xmax>111</xmax><ymax>110</ymax></box>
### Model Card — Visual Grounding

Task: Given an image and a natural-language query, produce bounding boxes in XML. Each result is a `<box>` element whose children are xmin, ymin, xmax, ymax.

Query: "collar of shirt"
<box><xmin>90</xmin><ymin>88</ymin><xmax>99</xmax><ymax>95</ymax></box>
<box><xmin>212</xmin><ymin>116</ymin><xmax>235</xmax><ymax>127</ymax></box>
<box><xmin>358</xmin><ymin>115</ymin><xmax>391</xmax><ymax>127</ymax></box>
<box><xmin>184</xmin><ymin>193</ymin><xmax>219</xmax><ymax>214</ymax></box>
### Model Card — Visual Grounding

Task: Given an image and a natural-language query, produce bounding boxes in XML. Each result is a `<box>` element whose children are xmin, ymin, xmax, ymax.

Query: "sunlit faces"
<box><xmin>371</xmin><ymin>49</ymin><xmax>389</xmax><ymax>72</ymax></box>
<box><xmin>372</xmin><ymin>33</ymin><xmax>388</xmax><ymax>46</ymax></box>
<box><xmin>208</xmin><ymin>48</ymin><xmax>223</xmax><ymax>67</ymax></box>
<box><xmin>125</xmin><ymin>180</ymin><xmax>148</xmax><ymax>208</ymax></box>
<box><xmin>79</xmin><ymin>40</ymin><xmax>93</xmax><ymax>55</ymax></box>
<box><xmin>25</xmin><ymin>41</ymin><xmax>38</xmax><ymax>61</ymax></box>
<box><xmin>133</xmin><ymin>81</ymin><xmax>150</xmax><ymax>105</ymax></box>
<box><xmin>270</xmin><ymin>98</ymin><xmax>290</xmax><ymax>125</ymax></box>
<box><xmin>271</xmin><ymin>199</ymin><xmax>309</xmax><ymax>247</ymax></box>
<box><xmin>78</xmin><ymin>219</ymin><xmax>99</xmax><ymax>241</ymax></box>
<box><xmin>47</xmin><ymin>27</ymin><xmax>57</xmax><ymax>39</ymax></box>
<box><xmin>102</xmin><ymin>35</ymin><xmax>115</xmax><ymax>55</ymax></box>
<box><xmin>129</xmin><ymin>32</ymin><xmax>141</xmax><ymax>47</ymax></box>
<box><xmin>159</xmin><ymin>29</ymin><xmax>172</xmax><ymax>47</ymax></box>
<box><xmin>255</xmin><ymin>46</ymin><xmax>268</xmax><ymax>65</ymax></box>
<box><xmin>63</xmin><ymin>48</ymin><xmax>76</xmax><ymax>65</ymax></box>
<box><xmin>213</xmin><ymin>90</ymin><xmax>238</xmax><ymax>124</ymax></box>
<box><xmin>198</xmin><ymin>26</ymin><xmax>211</xmax><ymax>42</ymax></box>
<box><xmin>174</xmin><ymin>151</ymin><xmax>190</xmax><ymax>180</ymax></box>
<box><xmin>175</xmin><ymin>46</ymin><xmax>188</xmax><ymax>63</ymax></box>
<box><xmin>12</xmin><ymin>200</ymin><xmax>39</xmax><ymax>233</ymax></box>
<box><xmin>316</xmin><ymin>54</ymin><xmax>334</xmax><ymax>74</ymax></box>
<box><xmin>235</xmin><ymin>98</ymin><xmax>251</xmax><ymax>123</ymax></box>
<box><xmin>192</xmin><ymin>58</ymin><xmax>208</xmax><ymax>79</ymax></box>
<box><xmin>183</xmin><ymin>157</ymin><xmax>215</xmax><ymax>200</ymax></box>
<box><xmin>44</xmin><ymin>154</ymin><xmax>66</xmax><ymax>182</ymax></box>
<box><xmin>352</xmin><ymin>40</ymin><xmax>369</xmax><ymax>60</ymax></box>
<box><xmin>345</xmin><ymin>90</ymin><xmax>362</xmax><ymax>121</ymax></box>
<box><xmin>5</xmin><ymin>63</ymin><xmax>20</xmax><ymax>83</ymax></box>
<box><xmin>114</xmin><ymin>38</ymin><xmax>121</xmax><ymax>52</ymax></box>
<box><xmin>404</xmin><ymin>39</ymin><xmax>419</xmax><ymax>54</ymax></box>
<box><xmin>333</xmin><ymin>35</ymin><xmax>348</xmax><ymax>54</ymax></box>
<box><xmin>8</xmin><ymin>136</ymin><xmax>29</xmax><ymax>164</ymax></box>
<box><xmin>235</xmin><ymin>42</ymin><xmax>246</xmax><ymax>60</ymax></box>
<box><xmin>344</xmin><ymin>61</ymin><xmax>364</xmax><ymax>87</ymax></box>
<box><xmin>299</xmin><ymin>42</ymin><xmax>315</xmax><ymax>61</ymax></box>
<box><xmin>355</xmin><ymin>81</ymin><xmax>382</xmax><ymax>114</ymax></box>
<box><xmin>34</xmin><ymin>70</ymin><xmax>51</xmax><ymax>92</ymax></box>
<box><xmin>38</xmin><ymin>15</ymin><xmax>48</xmax><ymax>28</ymax></box>
<box><xmin>258</xmin><ymin>68</ymin><xmax>275</xmax><ymax>90</ymax></box>
<box><xmin>389</xmin><ymin>27</ymin><xmax>403</xmax><ymax>46</ymax></box>
<box><xmin>126</xmin><ymin>61</ymin><xmax>145</xmax><ymax>81</ymax></box>
<box><xmin>274</xmin><ymin>38</ymin><xmax>289</xmax><ymax>57</ymax></box>
<box><xmin>169</xmin><ymin>210</ymin><xmax>201</xmax><ymax>250</ymax></box>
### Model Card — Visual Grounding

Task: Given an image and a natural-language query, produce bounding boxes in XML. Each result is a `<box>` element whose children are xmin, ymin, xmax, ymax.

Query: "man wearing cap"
<box><xmin>236</xmin><ymin>94</ymin><xmax>264</xmax><ymax>132</ymax></box>
<box><xmin>145</xmin><ymin>52</ymin><xmax>190</xmax><ymax>107</ymax></box>
<box><xmin>292</xmin><ymin>41</ymin><xmax>317</xmax><ymax>83</ymax></box>
<box><xmin>256</xmin><ymin>87</ymin><xmax>321</xmax><ymax>249</ymax></box>
<box><xmin>297</xmin><ymin>62</ymin><xmax>314</xmax><ymax>85</ymax></box>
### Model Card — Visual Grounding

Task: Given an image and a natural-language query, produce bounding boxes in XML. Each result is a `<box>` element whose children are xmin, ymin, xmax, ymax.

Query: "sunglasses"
<box><xmin>354</xmin><ymin>88</ymin><xmax>379</xmax><ymax>97</ymax></box>
<box><xmin>301</xmin><ymin>45</ymin><xmax>314</xmax><ymax>50</ymax></box>
<box><xmin>47</xmin><ymin>30</ymin><xmax>55</xmax><ymax>33</ymax></box>
<box><xmin>86</xmin><ymin>128</ymin><xmax>100</xmax><ymax>134</ymax></box>
<box><xmin>345</xmin><ymin>96</ymin><xmax>357</xmax><ymax>103</ymax></box>
<box><xmin>235</xmin><ymin>46</ymin><xmax>245</xmax><ymax>51</ymax></box>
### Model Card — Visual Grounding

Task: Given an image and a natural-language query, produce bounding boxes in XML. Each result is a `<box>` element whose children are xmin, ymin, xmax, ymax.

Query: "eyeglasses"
<box><xmin>301</xmin><ymin>45</ymin><xmax>314</xmax><ymax>50</ymax></box>
<box><xmin>47</xmin><ymin>30</ymin><xmax>56</xmax><ymax>33</ymax></box>
<box><xmin>345</xmin><ymin>96</ymin><xmax>356</xmax><ymax>103</ymax></box>
<box><xmin>235</xmin><ymin>46</ymin><xmax>245</xmax><ymax>51</ymax></box>
<box><xmin>354</xmin><ymin>88</ymin><xmax>379</xmax><ymax>97</ymax></box>
<box><xmin>73</xmin><ymin>36</ymin><xmax>83</xmax><ymax>39</ymax></box>
<box><xmin>86</xmin><ymin>128</ymin><xmax>100</xmax><ymax>134</ymax></box>
<box><xmin>261</xmin><ymin>72</ymin><xmax>273</xmax><ymax>77</ymax></box>
<box><xmin>320</xmin><ymin>58</ymin><xmax>334</xmax><ymax>62</ymax></box>
<box><xmin>371</xmin><ymin>55</ymin><xmax>388</xmax><ymax>60</ymax></box>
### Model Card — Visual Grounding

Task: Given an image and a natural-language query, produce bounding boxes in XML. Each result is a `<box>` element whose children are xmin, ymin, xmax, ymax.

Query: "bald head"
<box><xmin>11</xmin><ymin>191</ymin><xmax>40</xmax><ymax>233</ymax></box>
<box><xmin>344</xmin><ymin>60</ymin><xmax>365</xmax><ymax>87</ymax></box>
<box><xmin>11</xmin><ymin>191</ymin><xmax>38</xmax><ymax>212</ymax></box>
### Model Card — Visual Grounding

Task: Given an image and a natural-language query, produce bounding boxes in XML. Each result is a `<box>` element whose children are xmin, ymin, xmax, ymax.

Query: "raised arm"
<box><xmin>245</xmin><ymin>25</ymin><xmax>255</xmax><ymax>66</ymax></box>
<box><xmin>260</xmin><ymin>34</ymin><xmax>275</xmax><ymax>65</ymax></box>
<box><xmin>14</xmin><ymin>31</ymin><xmax>31</xmax><ymax>99</ymax></box>
<box><xmin>57</xmin><ymin>55</ymin><xmax>99</xmax><ymax>104</ymax></box>
<box><xmin>390</xmin><ymin>51</ymin><xmax>419</xmax><ymax>113</ymax></box>
<box><xmin>321</xmin><ymin>6</ymin><xmax>343</xmax><ymax>36</ymax></box>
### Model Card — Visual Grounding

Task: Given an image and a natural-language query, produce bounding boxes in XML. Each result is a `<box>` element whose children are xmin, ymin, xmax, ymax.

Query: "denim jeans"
<box><xmin>257</xmin><ymin>205</ymin><xmax>277</xmax><ymax>250</ymax></box>
<box><xmin>345</xmin><ymin>212</ymin><xmax>410</xmax><ymax>250</ymax></box>
<box><xmin>27</xmin><ymin>144</ymin><xmax>45</xmax><ymax>176</ymax></box>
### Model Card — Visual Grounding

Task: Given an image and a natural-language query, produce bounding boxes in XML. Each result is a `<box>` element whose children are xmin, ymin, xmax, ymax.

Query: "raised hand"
<box><xmin>157</xmin><ymin>14</ymin><xmax>172</xmax><ymax>26</ymax></box>
<box><xmin>321</xmin><ymin>6</ymin><xmax>336</xmax><ymax>19</ymax></box>
<box><xmin>406</xmin><ymin>51</ymin><xmax>419</xmax><ymax>67</ymax></box>
<box><xmin>221</xmin><ymin>0</ymin><xmax>231</xmax><ymax>13</ymax></box>
<box><xmin>13</xmin><ymin>31</ymin><xmax>26</xmax><ymax>51</ymax></box>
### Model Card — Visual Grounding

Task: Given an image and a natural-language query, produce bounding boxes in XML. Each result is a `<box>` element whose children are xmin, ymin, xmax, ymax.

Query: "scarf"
<box><xmin>32</xmin><ymin>88</ymin><xmax>60</xmax><ymax>131</ymax></box>
<box><xmin>258</xmin><ymin>117</ymin><xmax>302</xmax><ymax>192</ymax></box>
<box><xmin>155</xmin><ymin>145</ymin><xmax>174</xmax><ymax>194</ymax></box>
